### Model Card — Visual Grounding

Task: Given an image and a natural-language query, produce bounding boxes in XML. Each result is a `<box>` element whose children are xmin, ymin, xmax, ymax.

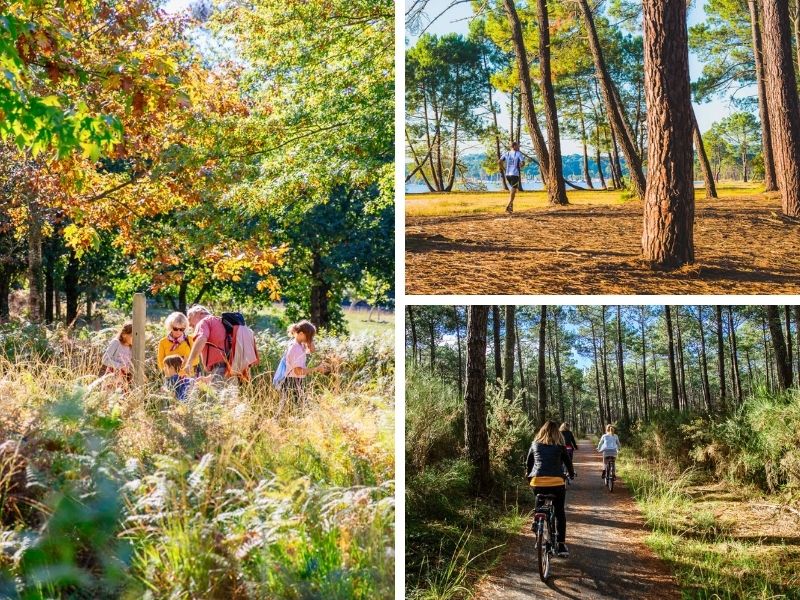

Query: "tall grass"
<box><xmin>405</xmin><ymin>367</ymin><xmax>531</xmax><ymax>599</ymax></box>
<box><xmin>0</xmin><ymin>321</ymin><xmax>394</xmax><ymax>599</ymax></box>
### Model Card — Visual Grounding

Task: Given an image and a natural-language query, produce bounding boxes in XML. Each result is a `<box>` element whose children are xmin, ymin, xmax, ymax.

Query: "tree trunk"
<box><xmin>727</xmin><ymin>306</ymin><xmax>743</xmax><ymax>404</ymax></box>
<box><xmin>600</xmin><ymin>306</ymin><xmax>612</xmax><ymax>423</ymax></box>
<box><xmin>483</xmin><ymin>50</ymin><xmax>508</xmax><ymax>190</ymax></box>
<box><xmin>454</xmin><ymin>306</ymin><xmax>463</xmax><ymax>397</ymax></box>
<box><xmin>64</xmin><ymin>250</ymin><xmax>79</xmax><ymax>325</ymax></box>
<box><xmin>794</xmin><ymin>306</ymin><xmax>800</xmax><ymax>386</ymax></box>
<box><xmin>767</xmin><ymin>305</ymin><xmax>793</xmax><ymax>390</ymax></box>
<box><xmin>492</xmin><ymin>305</ymin><xmax>503</xmax><ymax>385</ymax></box>
<box><xmin>591</xmin><ymin>318</ymin><xmax>606</xmax><ymax>428</ymax></box>
<box><xmin>464</xmin><ymin>306</ymin><xmax>491</xmax><ymax>492</ymax></box>
<box><xmin>609</xmin><ymin>124</ymin><xmax>625</xmax><ymax>189</ymax></box>
<box><xmin>537</xmin><ymin>305</ymin><xmax>548</xmax><ymax>425</ymax></box>
<box><xmin>429</xmin><ymin>318</ymin><xmax>435</xmax><ymax>373</ymax></box>
<box><xmin>536</xmin><ymin>0</ymin><xmax>568</xmax><ymax>205</ymax></box>
<box><xmin>504</xmin><ymin>305</ymin><xmax>516</xmax><ymax>401</ymax></box>
<box><xmin>309</xmin><ymin>253</ymin><xmax>331</xmax><ymax>329</ymax></box>
<box><xmin>762</xmin><ymin>0</ymin><xmax>800</xmax><ymax>215</ymax></box>
<box><xmin>639</xmin><ymin>307</ymin><xmax>649</xmax><ymax>421</ymax></box>
<box><xmin>502</xmin><ymin>0</ymin><xmax>551</xmax><ymax>187</ymax></box>
<box><xmin>27</xmin><ymin>203</ymin><xmax>44</xmax><ymax>323</ymax></box>
<box><xmin>715</xmin><ymin>305</ymin><xmax>727</xmax><ymax>410</ymax></box>
<box><xmin>747</xmin><ymin>0</ymin><xmax>778</xmax><ymax>192</ymax></box>
<box><xmin>0</xmin><ymin>272</ymin><xmax>10</xmax><ymax>323</ymax></box>
<box><xmin>408</xmin><ymin>306</ymin><xmax>418</xmax><ymax>365</ymax></box>
<box><xmin>615</xmin><ymin>306</ymin><xmax>629</xmax><ymax>424</ymax></box>
<box><xmin>665</xmin><ymin>306</ymin><xmax>680</xmax><ymax>411</ymax></box>
<box><xmin>786</xmin><ymin>305</ymin><xmax>794</xmax><ymax>384</ymax></box>
<box><xmin>642</xmin><ymin>1</ymin><xmax>695</xmax><ymax>269</ymax></box>
<box><xmin>516</xmin><ymin>319</ymin><xmax>527</xmax><ymax>417</ymax></box>
<box><xmin>697</xmin><ymin>306</ymin><xmax>713</xmax><ymax>412</ymax></box>
<box><xmin>578</xmin><ymin>0</ymin><xmax>646</xmax><ymax>198</ymax></box>
<box><xmin>44</xmin><ymin>247</ymin><xmax>54</xmax><ymax>324</ymax></box>
<box><xmin>577</xmin><ymin>86</ymin><xmax>594</xmax><ymax>189</ymax></box>
<box><xmin>692</xmin><ymin>110</ymin><xmax>718</xmax><ymax>198</ymax></box>
<box><xmin>552</xmin><ymin>309</ymin><xmax>564</xmax><ymax>421</ymax></box>
<box><xmin>675</xmin><ymin>307</ymin><xmax>689</xmax><ymax>410</ymax></box>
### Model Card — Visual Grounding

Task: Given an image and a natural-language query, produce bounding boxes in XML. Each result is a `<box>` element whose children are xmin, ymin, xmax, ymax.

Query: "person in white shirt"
<box><xmin>596</xmin><ymin>424</ymin><xmax>621</xmax><ymax>478</ymax></box>
<box><xmin>498</xmin><ymin>141</ymin><xmax>524</xmax><ymax>213</ymax></box>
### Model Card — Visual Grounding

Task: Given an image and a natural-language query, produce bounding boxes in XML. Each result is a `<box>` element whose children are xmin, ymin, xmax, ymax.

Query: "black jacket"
<box><xmin>561</xmin><ymin>430</ymin><xmax>578</xmax><ymax>449</ymax></box>
<box><xmin>526</xmin><ymin>441</ymin><xmax>575</xmax><ymax>480</ymax></box>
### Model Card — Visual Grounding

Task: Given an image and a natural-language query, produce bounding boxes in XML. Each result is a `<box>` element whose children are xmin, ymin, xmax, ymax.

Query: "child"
<box><xmin>100</xmin><ymin>323</ymin><xmax>133</xmax><ymax>385</ymax></box>
<box><xmin>280</xmin><ymin>320</ymin><xmax>326</xmax><ymax>409</ymax></box>
<box><xmin>163</xmin><ymin>355</ymin><xmax>192</xmax><ymax>402</ymax></box>
<box><xmin>596</xmin><ymin>424</ymin><xmax>620</xmax><ymax>478</ymax></box>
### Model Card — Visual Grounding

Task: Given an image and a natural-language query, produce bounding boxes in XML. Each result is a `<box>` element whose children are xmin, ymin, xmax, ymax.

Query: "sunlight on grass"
<box><xmin>406</xmin><ymin>181</ymin><xmax>767</xmax><ymax>217</ymax></box>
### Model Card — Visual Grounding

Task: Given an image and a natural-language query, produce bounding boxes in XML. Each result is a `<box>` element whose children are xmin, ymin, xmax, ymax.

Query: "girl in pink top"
<box><xmin>100</xmin><ymin>322</ymin><xmax>133</xmax><ymax>387</ymax></box>
<box><xmin>283</xmin><ymin>320</ymin><xmax>326</xmax><ymax>407</ymax></box>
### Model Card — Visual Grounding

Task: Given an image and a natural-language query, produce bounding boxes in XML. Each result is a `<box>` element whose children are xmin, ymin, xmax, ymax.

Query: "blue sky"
<box><xmin>406</xmin><ymin>0</ymin><xmax>748</xmax><ymax>153</ymax></box>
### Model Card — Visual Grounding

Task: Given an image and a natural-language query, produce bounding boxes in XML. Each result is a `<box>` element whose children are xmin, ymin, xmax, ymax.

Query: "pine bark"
<box><xmin>454</xmin><ymin>306</ymin><xmax>463</xmax><ymax>397</ymax></box>
<box><xmin>578</xmin><ymin>0</ymin><xmax>646</xmax><ymax>198</ymax></box>
<box><xmin>767</xmin><ymin>305</ymin><xmax>793</xmax><ymax>390</ymax></box>
<box><xmin>464</xmin><ymin>306</ymin><xmax>491</xmax><ymax>491</ymax></box>
<box><xmin>716</xmin><ymin>305</ymin><xmax>726</xmax><ymax>409</ymax></box>
<box><xmin>762</xmin><ymin>0</ymin><xmax>800</xmax><ymax>215</ymax></box>
<box><xmin>502</xmin><ymin>0</ymin><xmax>551</xmax><ymax>187</ymax></box>
<box><xmin>727</xmin><ymin>307</ymin><xmax>743</xmax><ymax>403</ymax></box>
<box><xmin>692</xmin><ymin>110</ymin><xmax>718</xmax><ymax>199</ymax></box>
<box><xmin>665</xmin><ymin>305</ymin><xmax>680</xmax><ymax>411</ymax></box>
<box><xmin>749</xmin><ymin>0</ymin><xmax>777</xmax><ymax>191</ymax></box>
<box><xmin>537</xmin><ymin>305</ymin><xmax>548</xmax><ymax>425</ymax></box>
<box><xmin>492</xmin><ymin>305</ymin><xmax>503</xmax><ymax>385</ymax></box>
<box><xmin>408</xmin><ymin>306</ymin><xmax>418</xmax><ymax>365</ymax></box>
<box><xmin>536</xmin><ymin>0</ymin><xmax>568</xmax><ymax>204</ymax></box>
<box><xmin>642</xmin><ymin>0</ymin><xmax>695</xmax><ymax>269</ymax></box>
<box><xmin>504</xmin><ymin>305</ymin><xmax>516</xmax><ymax>402</ymax></box>
<box><xmin>697</xmin><ymin>306</ymin><xmax>713</xmax><ymax>412</ymax></box>
<box><xmin>615</xmin><ymin>306</ymin><xmax>629</xmax><ymax>424</ymax></box>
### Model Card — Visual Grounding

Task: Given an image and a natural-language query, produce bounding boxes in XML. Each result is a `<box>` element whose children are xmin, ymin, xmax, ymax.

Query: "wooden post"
<box><xmin>132</xmin><ymin>293</ymin><xmax>146</xmax><ymax>387</ymax></box>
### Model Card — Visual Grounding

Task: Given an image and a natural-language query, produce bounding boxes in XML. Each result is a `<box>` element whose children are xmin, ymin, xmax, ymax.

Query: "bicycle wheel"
<box><xmin>607</xmin><ymin>461</ymin><xmax>615</xmax><ymax>492</ymax></box>
<box><xmin>536</xmin><ymin>519</ymin><xmax>549</xmax><ymax>582</ymax></box>
<box><xmin>537</xmin><ymin>519</ymin><xmax>551</xmax><ymax>581</ymax></box>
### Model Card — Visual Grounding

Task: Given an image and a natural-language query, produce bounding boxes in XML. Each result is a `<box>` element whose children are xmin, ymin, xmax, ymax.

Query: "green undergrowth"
<box><xmin>0</xmin><ymin>322</ymin><xmax>394</xmax><ymax>599</ymax></box>
<box><xmin>619</xmin><ymin>456</ymin><xmax>800</xmax><ymax>599</ymax></box>
<box><xmin>405</xmin><ymin>367</ymin><xmax>532</xmax><ymax>599</ymax></box>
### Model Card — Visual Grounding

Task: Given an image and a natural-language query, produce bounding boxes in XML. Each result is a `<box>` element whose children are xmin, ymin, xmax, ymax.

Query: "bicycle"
<box><xmin>532</xmin><ymin>493</ymin><xmax>558</xmax><ymax>581</ymax></box>
<box><xmin>603</xmin><ymin>456</ymin><xmax>616</xmax><ymax>492</ymax></box>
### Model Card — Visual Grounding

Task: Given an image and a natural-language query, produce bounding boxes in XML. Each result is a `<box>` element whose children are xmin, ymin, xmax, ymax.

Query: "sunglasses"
<box><xmin>172</xmin><ymin>327</ymin><xmax>186</xmax><ymax>332</ymax></box>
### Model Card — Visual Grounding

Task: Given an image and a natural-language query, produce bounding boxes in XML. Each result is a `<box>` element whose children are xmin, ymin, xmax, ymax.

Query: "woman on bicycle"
<box><xmin>597</xmin><ymin>424</ymin><xmax>620</xmax><ymax>478</ymax></box>
<box><xmin>559</xmin><ymin>422</ymin><xmax>578</xmax><ymax>455</ymax></box>
<box><xmin>526</xmin><ymin>420</ymin><xmax>575</xmax><ymax>558</ymax></box>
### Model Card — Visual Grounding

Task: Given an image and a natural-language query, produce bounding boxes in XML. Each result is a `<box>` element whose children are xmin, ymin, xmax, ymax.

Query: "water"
<box><xmin>405</xmin><ymin>180</ymin><xmax>707</xmax><ymax>194</ymax></box>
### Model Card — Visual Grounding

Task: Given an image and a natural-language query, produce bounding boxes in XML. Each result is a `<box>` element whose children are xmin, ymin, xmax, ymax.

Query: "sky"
<box><xmin>405</xmin><ymin>0</ymin><xmax>750</xmax><ymax>154</ymax></box>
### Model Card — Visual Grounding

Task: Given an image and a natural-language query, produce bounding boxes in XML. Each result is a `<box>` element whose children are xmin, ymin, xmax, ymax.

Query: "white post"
<box><xmin>132</xmin><ymin>293</ymin><xmax>146</xmax><ymax>387</ymax></box>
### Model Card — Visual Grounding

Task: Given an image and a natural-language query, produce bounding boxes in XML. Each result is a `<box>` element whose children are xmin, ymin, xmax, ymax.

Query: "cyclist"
<box><xmin>596</xmin><ymin>424</ymin><xmax>620</xmax><ymax>479</ymax></box>
<box><xmin>526</xmin><ymin>420</ymin><xmax>575</xmax><ymax>558</ymax></box>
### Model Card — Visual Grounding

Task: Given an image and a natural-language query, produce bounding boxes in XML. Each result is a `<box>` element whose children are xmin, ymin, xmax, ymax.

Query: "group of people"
<box><xmin>99</xmin><ymin>305</ymin><xmax>324</xmax><ymax>403</ymax></box>
<box><xmin>525</xmin><ymin>421</ymin><xmax>620</xmax><ymax>557</ymax></box>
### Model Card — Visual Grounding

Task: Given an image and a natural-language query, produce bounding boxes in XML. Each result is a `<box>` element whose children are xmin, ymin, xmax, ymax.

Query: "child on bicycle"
<box><xmin>596</xmin><ymin>424</ymin><xmax>620</xmax><ymax>478</ymax></box>
<box><xmin>526</xmin><ymin>420</ymin><xmax>575</xmax><ymax>558</ymax></box>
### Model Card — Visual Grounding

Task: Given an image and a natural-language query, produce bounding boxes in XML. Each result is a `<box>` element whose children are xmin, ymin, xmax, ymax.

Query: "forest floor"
<box><xmin>405</xmin><ymin>184</ymin><xmax>800</xmax><ymax>295</ymax></box>
<box><xmin>474</xmin><ymin>442</ymin><xmax>681</xmax><ymax>600</ymax></box>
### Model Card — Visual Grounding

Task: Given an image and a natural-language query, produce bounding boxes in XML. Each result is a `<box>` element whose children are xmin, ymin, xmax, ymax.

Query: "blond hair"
<box><xmin>534</xmin><ymin>420</ymin><xmax>565</xmax><ymax>446</ymax></box>
<box><xmin>606</xmin><ymin>424</ymin><xmax>616</xmax><ymax>434</ymax></box>
<box><xmin>164</xmin><ymin>312</ymin><xmax>189</xmax><ymax>333</ymax></box>
<box><xmin>559</xmin><ymin>422</ymin><xmax>570</xmax><ymax>432</ymax></box>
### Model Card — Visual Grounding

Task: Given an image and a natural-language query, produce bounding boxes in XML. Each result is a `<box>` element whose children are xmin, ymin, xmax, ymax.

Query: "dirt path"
<box><xmin>475</xmin><ymin>441</ymin><xmax>680</xmax><ymax>600</ymax></box>
<box><xmin>406</xmin><ymin>195</ymin><xmax>800</xmax><ymax>294</ymax></box>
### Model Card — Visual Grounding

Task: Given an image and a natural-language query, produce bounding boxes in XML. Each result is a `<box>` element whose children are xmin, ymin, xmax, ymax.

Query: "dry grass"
<box><xmin>405</xmin><ymin>184</ymin><xmax>800</xmax><ymax>295</ymax></box>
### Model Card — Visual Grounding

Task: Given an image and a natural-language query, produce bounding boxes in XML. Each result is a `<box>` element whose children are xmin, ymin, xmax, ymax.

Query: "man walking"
<box><xmin>499</xmin><ymin>141</ymin><xmax>524</xmax><ymax>213</ymax></box>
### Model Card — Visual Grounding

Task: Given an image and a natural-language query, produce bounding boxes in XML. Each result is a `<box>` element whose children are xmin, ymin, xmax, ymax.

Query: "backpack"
<box><xmin>208</xmin><ymin>312</ymin><xmax>259</xmax><ymax>379</ymax></box>
<box><xmin>272</xmin><ymin>354</ymin><xmax>288</xmax><ymax>388</ymax></box>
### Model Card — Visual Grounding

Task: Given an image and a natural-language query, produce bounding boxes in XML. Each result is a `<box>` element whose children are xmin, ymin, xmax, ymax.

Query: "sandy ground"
<box><xmin>406</xmin><ymin>195</ymin><xmax>800</xmax><ymax>295</ymax></box>
<box><xmin>474</xmin><ymin>442</ymin><xmax>681</xmax><ymax>600</ymax></box>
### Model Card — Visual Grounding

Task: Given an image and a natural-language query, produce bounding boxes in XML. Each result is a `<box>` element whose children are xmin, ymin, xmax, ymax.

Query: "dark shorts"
<box><xmin>506</xmin><ymin>175</ymin><xmax>520</xmax><ymax>189</ymax></box>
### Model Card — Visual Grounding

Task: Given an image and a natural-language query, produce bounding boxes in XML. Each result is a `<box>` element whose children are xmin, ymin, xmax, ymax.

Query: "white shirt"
<box><xmin>285</xmin><ymin>341</ymin><xmax>308</xmax><ymax>378</ymax></box>
<box><xmin>502</xmin><ymin>150</ymin><xmax>524</xmax><ymax>177</ymax></box>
